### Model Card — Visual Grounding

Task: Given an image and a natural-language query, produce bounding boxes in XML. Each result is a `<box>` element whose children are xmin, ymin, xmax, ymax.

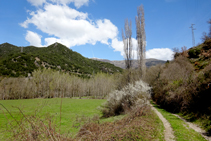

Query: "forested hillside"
<box><xmin>0</xmin><ymin>42</ymin><xmax>122</xmax><ymax>77</ymax></box>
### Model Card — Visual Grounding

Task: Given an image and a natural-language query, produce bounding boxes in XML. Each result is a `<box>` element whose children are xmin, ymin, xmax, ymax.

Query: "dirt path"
<box><xmin>151</xmin><ymin>105</ymin><xmax>175</xmax><ymax>141</ymax></box>
<box><xmin>172</xmin><ymin>114</ymin><xmax>211</xmax><ymax>141</ymax></box>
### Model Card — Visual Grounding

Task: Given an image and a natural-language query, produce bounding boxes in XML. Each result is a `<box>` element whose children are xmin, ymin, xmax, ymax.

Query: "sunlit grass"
<box><xmin>0</xmin><ymin>98</ymin><xmax>106</xmax><ymax>140</ymax></box>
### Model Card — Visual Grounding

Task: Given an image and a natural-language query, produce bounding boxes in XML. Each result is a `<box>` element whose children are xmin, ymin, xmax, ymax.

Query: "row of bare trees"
<box><xmin>122</xmin><ymin>4</ymin><xmax>146</xmax><ymax>83</ymax></box>
<box><xmin>0</xmin><ymin>69</ymin><xmax>118</xmax><ymax>100</ymax></box>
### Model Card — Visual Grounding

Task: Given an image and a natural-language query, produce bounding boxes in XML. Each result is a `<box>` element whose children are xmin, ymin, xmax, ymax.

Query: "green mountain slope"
<box><xmin>0</xmin><ymin>42</ymin><xmax>122</xmax><ymax>77</ymax></box>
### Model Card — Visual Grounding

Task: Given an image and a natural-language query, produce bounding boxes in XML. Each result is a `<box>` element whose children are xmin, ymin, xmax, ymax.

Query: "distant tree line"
<box><xmin>0</xmin><ymin>69</ymin><xmax>120</xmax><ymax>100</ymax></box>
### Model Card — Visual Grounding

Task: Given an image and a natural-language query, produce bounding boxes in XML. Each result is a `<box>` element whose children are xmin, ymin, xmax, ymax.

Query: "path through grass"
<box><xmin>152</xmin><ymin>103</ymin><xmax>207</xmax><ymax>141</ymax></box>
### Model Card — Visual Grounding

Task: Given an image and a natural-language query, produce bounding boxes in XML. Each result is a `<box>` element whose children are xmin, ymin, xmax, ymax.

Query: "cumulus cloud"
<box><xmin>146</xmin><ymin>48</ymin><xmax>174</xmax><ymax>61</ymax></box>
<box><xmin>111</xmin><ymin>38</ymin><xmax>173</xmax><ymax>60</ymax></box>
<box><xmin>111</xmin><ymin>38</ymin><xmax>124</xmax><ymax>55</ymax></box>
<box><xmin>27</xmin><ymin>0</ymin><xmax>89</xmax><ymax>8</ymax></box>
<box><xmin>111</xmin><ymin>38</ymin><xmax>138</xmax><ymax>59</ymax></box>
<box><xmin>51</xmin><ymin>0</ymin><xmax>89</xmax><ymax>8</ymax></box>
<box><xmin>25</xmin><ymin>30</ymin><xmax>43</xmax><ymax>47</ymax></box>
<box><xmin>21</xmin><ymin>4</ymin><xmax>118</xmax><ymax>47</ymax></box>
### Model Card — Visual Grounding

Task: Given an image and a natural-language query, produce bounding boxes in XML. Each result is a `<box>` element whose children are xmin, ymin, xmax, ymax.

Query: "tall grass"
<box><xmin>0</xmin><ymin>98</ymin><xmax>106</xmax><ymax>140</ymax></box>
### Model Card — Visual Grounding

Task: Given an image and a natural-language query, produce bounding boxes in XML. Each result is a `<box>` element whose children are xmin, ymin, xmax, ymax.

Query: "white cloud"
<box><xmin>111</xmin><ymin>38</ymin><xmax>138</xmax><ymax>59</ymax></box>
<box><xmin>27</xmin><ymin>0</ymin><xmax>89</xmax><ymax>8</ymax></box>
<box><xmin>25</xmin><ymin>30</ymin><xmax>43</xmax><ymax>47</ymax></box>
<box><xmin>111</xmin><ymin>38</ymin><xmax>173</xmax><ymax>61</ymax></box>
<box><xmin>146</xmin><ymin>48</ymin><xmax>173</xmax><ymax>61</ymax></box>
<box><xmin>51</xmin><ymin>0</ymin><xmax>89</xmax><ymax>8</ymax></box>
<box><xmin>21</xmin><ymin>4</ymin><xmax>118</xmax><ymax>47</ymax></box>
<box><xmin>27</xmin><ymin>0</ymin><xmax>46</xmax><ymax>7</ymax></box>
<box><xmin>111</xmin><ymin>38</ymin><xmax>124</xmax><ymax>55</ymax></box>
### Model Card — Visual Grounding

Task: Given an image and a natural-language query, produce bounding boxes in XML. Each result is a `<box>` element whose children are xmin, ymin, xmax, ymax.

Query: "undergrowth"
<box><xmin>75</xmin><ymin>106</ymin><xmax>164</xmax><ymax>141</ymax></box>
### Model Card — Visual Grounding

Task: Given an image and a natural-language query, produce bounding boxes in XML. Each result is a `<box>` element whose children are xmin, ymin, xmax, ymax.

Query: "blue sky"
<box><xmin>0</xmin><ymin>0</ymin><xmax>211</xmax><ymax>61</ymax></box>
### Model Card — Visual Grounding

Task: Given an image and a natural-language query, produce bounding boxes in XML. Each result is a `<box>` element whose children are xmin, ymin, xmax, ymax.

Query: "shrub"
<box><xmin>143</xmin><ymin>64</ymin><xmax>163</xmax><ymax>85</ymax></box>
<box><xmin>101</xmin><ymin>80</ymin><xmax>151</xmax><ymax>117</ymax></box>
<box><xmin>188</xmin><ymin>48</ymin><xmax>201</xmax><ymax>58</ymax></box>
<box><xmin>151</xmin><ymin>54</ymin><xmax>211</xmax><ymax>133</ymax></box>
<box><xmin>152</xmin><ymin>55</ymin><xmax>195</xmax><ymax>112</ymax></box>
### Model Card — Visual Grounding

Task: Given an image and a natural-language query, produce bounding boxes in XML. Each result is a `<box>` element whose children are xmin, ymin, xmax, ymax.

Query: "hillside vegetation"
<box><xmin>0</xmin><ymin>42</ymin><xmax>122</xmax><ymax>78</ymax></box>
<box><xmin>146</xmin><ymin>39</ymin><xmax>211</xmax><ymax>133</ymax></box>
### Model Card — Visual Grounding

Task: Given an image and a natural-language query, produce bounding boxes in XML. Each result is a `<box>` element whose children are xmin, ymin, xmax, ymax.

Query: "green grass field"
<box><xmin>0</xmin><ymin>98</ymin><xmax>108</xmax><ymax>140</ymax></box>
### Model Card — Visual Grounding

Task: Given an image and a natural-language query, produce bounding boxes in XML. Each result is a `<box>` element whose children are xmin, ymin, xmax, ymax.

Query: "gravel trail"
<box><xmin>151</xmin><ymin>105</ymin><xmax>175</xmax><ymax>141</ymax></box>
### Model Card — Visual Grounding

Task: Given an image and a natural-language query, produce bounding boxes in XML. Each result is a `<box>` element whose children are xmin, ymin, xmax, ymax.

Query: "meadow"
<box><xmin>0</xmin><ymin>98</ymin><xmax>110</xmax><ymax>140</ymax></box>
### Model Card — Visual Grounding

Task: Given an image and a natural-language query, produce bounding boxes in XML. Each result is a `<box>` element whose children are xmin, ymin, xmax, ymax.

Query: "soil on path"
<box><xmin>151</xmin><ymin>105</ymin><xmax>175</xmax><ymax>141</ymax></box>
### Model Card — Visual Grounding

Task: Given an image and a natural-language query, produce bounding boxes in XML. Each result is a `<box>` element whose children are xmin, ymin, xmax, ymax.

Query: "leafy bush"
<box><xmin>188</xmin><ymin>48</ymin><xmax>201</xmax><ymax>58</ymax></box>
<box><xmin>152</xmin><ymin>56</ymin><xmax>196</xmax><ymax>112</ymax></box>
<box><xmin>101</xmin><ymin>80</ymin><xmax>151</xmax><ymax>117</ymax></box>
<box><xmin>143</xmin><ymin>64</ymin><xmax>163</xmax><ymax>86</ymax></box>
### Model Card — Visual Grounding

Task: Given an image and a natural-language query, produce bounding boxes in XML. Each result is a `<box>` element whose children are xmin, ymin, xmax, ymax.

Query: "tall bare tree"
<box><xmin>136</xmin><ymin>4</ymin><xmax>146</xmax><ymax>78</ymax></box>
<box><xmin>122</xmin><ymin>19</ymin><xmax>133</xmax><ymax>70</ymax></box>
<box><xmin>208</xmin><ymin>19</ymin><xmax>211</xmax><ymax>38</ymax></box>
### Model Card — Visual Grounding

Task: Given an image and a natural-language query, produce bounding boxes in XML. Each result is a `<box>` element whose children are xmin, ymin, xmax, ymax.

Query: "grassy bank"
<box><xmin>74</xmin><ymin>107</ymin><xmax>165</xmax><ymax>140</ymax></box>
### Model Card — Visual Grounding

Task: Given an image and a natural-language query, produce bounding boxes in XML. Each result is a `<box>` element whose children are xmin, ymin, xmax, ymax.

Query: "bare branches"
<box><xmin>0</xmin><ymin>70</ymin><xmax>117</xmax><ymax>100</ymax></box>
<box><xmin>208</xmin><ymin>19</ymin><xmax>211</xmax><ymax>38</ymax></box>
<box><xmin>122</xmin><ymin>19</ymin><xmax>133</xmax><ymax>70</ymax></box>
<box><xmin>202</xmin><ymin>19</ymin><xmax>211</xmax><ymax>42</ymax></box>
<box><xmin>136</xmin><ymin>4</ymin><xmax>146</xmax><ymax>78</ymax></box>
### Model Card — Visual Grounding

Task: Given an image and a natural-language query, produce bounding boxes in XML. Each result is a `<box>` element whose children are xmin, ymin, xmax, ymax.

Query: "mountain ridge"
<box><xmin>0</xmin><ymin>42</ymin><xmax>122</xmax><ymax>77</ymax></box>
<box><xmin>91</xmin><ymin>58</ymin><xmax>166</xmax><ymax>69</ymax></box>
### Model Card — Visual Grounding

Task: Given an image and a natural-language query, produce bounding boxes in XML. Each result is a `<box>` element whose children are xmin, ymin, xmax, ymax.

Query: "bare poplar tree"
<box><xmin>208</xmin><ymin>19</ymin><xmax>211</xmax><ymax>38</ymax></box>
<box><xmin>136</xmin><ymin>4</ymin><xmax>146</xmax><ymax>78</ymax></box>
<box><xmin>122</xmin><ymin>19</ymin><xmax>133</xmax><ymax>70</ymax></box>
